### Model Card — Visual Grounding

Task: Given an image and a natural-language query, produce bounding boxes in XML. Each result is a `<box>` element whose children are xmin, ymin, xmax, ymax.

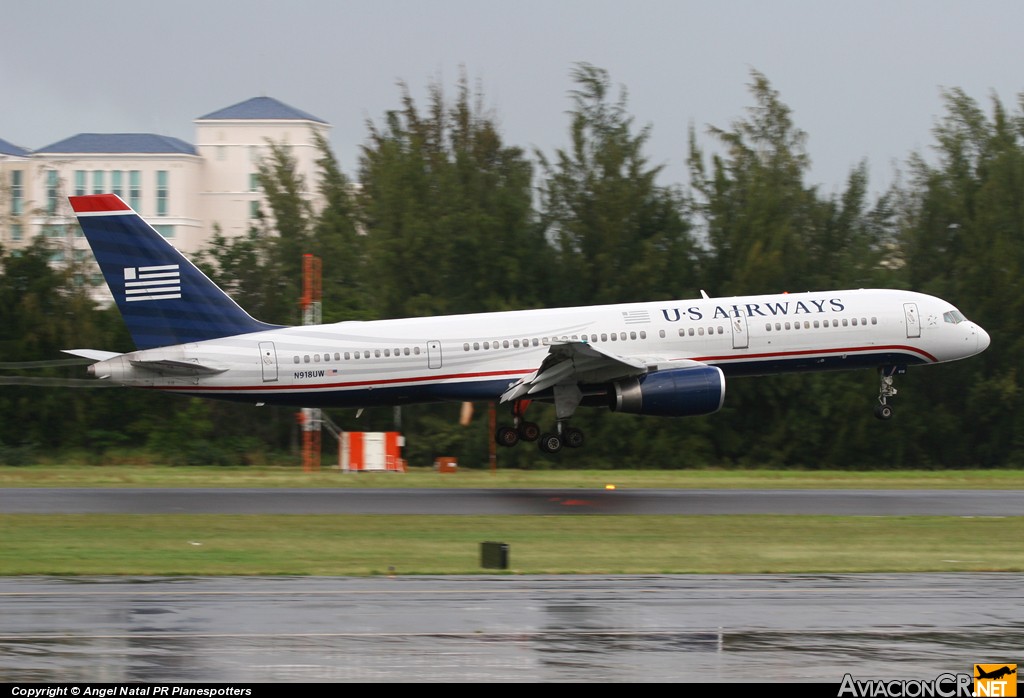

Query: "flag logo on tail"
<box><xmin>124</xmin><ymin>265</ymin><xmax>181</xmax><ymax>302</ymax></box>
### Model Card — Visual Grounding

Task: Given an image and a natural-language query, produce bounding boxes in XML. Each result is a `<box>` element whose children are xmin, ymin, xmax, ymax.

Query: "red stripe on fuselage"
<box><xmin>145</xmin><ymin>344</ymin><xmax>933</xmax><ymax>395</ymax></box>
<box><xmin>152</xmin><ymin>368</ymin><xmax>531</xmax><ymax>393</ymax></box>
<box><xmin>692</xmin><ymin>344</ymin><xmax>938</xmax><ymax>364</ymax></box>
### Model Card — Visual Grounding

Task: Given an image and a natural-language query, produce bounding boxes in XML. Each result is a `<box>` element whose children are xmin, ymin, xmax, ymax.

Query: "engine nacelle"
<box><xmin>611</xmin><ymin>365</ymin><xmax>725</xmax><ymax>417</ymax></box>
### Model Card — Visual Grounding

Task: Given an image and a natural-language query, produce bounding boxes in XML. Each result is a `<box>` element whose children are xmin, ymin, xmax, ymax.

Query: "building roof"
<box><xmin>197</xmin><ymin>96</ymin><xmax>327</xmax><ymax>124</ymax></box>
<box><xmin>0</xmin><ymin>137</ymin><xmax>30</xmax><ymax>157</ymax></box>
<box><xmin>35</xmin><ymin>133</ymin><xmax>197</xmax><ymax>155</ymax></box>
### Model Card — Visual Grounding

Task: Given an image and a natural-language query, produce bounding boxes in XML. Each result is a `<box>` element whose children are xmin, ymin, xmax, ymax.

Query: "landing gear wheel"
<box><xmin>518</xmin><ymin>421</ymin><xmax>541</xmax><ymax>442</ymax></box>
<box><xmin>563</xmin><ymin>426</ymin><xmax>585</xmax><ymax>449</ymax></box>
<box><xmin>539</xmin><ymin>433</ymin><xmax>563</xmax><ymax>454</ymax></box>
<box><xmin>874</xmin><ymin>403</ymin><xmax>894</xmax><ymax>420</ymax></box>
<box><xmin>495</xmin><ymin>426</ymin><xmax>520</xmax><ymax>447</ymax></box>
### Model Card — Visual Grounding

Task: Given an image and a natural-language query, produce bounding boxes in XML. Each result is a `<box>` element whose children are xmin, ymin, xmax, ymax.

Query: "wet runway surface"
<box><xmin>1</xmin><ymin>574</ymin><xmax>1020</xmax><ymax>683</ymax></box>
<box><xmin>4</xmin><ymin>487</ymin><xmax>1024</xmax><ymax>515</ymax></box>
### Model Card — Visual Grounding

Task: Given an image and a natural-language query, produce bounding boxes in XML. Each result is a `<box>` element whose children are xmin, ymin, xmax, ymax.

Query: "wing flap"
<box><xmin>501</xmin><ymin>340</ymin><xmax>649</xmax><ymax>403</ymax></box>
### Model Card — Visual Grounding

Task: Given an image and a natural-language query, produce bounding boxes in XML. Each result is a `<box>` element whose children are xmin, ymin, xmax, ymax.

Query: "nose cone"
<box><xmin>976</xmin><ymin>325</ymin><xmax>991</xmax><ymax>354</ymax></box>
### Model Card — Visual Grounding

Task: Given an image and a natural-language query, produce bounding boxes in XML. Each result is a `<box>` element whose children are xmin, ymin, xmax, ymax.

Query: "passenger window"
<box><xmin>314</xmin><ymin>354</ymin><xmax>320</xmax><ymax>362</ymax></box>
<box><xmin>344</xmin><ymin>352</ymin><xmax>350</xmax><ymax>360</ymax></box>
<box><xmin>293</xmin><ymin>356</ymin><xmax>300</xmax><ymax>364</ymax></box>
<box><xmin>659</xmin><ymin>330</ymin><xmax>665</xmax><ymax>338</ymax></box>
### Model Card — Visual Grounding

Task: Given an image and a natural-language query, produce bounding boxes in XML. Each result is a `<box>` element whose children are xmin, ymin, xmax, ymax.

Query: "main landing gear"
<box><xmin>495</xmin><ymin>387</ymin><xmax>586</xmax><ymax>454</ymax></box>
<box><xmin>874</xmin><ymin>365</ymin><xmax>904</xmax><ymax>420</ymax></box>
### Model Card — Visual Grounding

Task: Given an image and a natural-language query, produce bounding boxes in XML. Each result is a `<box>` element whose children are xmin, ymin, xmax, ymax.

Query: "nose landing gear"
<box><xmin>874</xmin><ymin>365</ymin><xmax>904</xmax><ymax>420</ymax></box>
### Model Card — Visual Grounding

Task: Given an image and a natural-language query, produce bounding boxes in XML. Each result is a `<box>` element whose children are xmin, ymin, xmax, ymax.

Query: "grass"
<box><xmin>2</xmin><ymin>464</ymin><xmax>1022</xmax><ymax>576</ymax></box>
<box><xmin>4</xmin><ymin>464</ymin><xmax>1024</xmax><ymax>489</ymax></box>
<box><xmin>2</xmin><ymin>514</ymin><xmax>1023</xmax><ymax>576</ymax></box>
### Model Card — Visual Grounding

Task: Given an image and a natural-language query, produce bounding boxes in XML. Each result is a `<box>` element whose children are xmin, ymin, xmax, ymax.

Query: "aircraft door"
<box><xmin>731</xmin><ymin>314</ymin><xmax>749</xmax><ymax>349</ymax></box>
<box><xmin>258</xmin><ymin>341</ymin><xmax>279</xmax><ymax>382</ymax></box>
<box><xmin>427</xmin><ymin>340</ymin><xmax>442</xmax><ymax>369</ymax></box>
<box><xmin>903</xmin><ymin>303</ymin><xmax>921</xmax><ymax>339</ymax></box>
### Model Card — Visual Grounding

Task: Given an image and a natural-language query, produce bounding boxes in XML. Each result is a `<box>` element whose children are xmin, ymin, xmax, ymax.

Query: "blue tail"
<box><xmin>70</xmin><ymin>194</ymin><xmax>284</xmax><ymax>350</ymax></box>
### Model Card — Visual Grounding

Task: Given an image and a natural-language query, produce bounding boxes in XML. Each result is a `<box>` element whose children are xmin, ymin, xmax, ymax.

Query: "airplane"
<box><xmin>976</xmin><ymin>666</ymin><xmax>1016</xmax><ymax>681</ymax></box>
<box><xmin>64</xmin><ymin>193</ymin><xmax>990</xmax><ymax>454</ymax></box>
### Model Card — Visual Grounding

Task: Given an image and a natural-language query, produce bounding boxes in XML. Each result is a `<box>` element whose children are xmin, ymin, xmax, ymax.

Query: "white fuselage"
<box><xmin>88</xmin><ymin>288</ymin><xmax>990</xmax><ymax>407</ymax></box>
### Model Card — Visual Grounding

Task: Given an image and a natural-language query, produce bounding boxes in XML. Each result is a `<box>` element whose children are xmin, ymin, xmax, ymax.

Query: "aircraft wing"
<box><xmin>500</xmin><ymin>340</ymin><xmax>656</xmax><ymax>403</ymax></box>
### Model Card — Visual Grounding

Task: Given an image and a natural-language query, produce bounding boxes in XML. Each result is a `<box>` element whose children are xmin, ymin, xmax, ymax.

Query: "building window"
<box><xmin>10</xmin><ymin>171</ymin><xmax>23</xmax><ymax>215</ymax></box>
<box><xmin>92</xmin><ymin>170</ymin><xmax>105</xmax><ymax>194</ymax></box>
<box><xmin>249</xmin><ymin>173</ymin><xmax>260</xmax><ymax>192</ymax></box>
<box><xmin>46</xmin><ymin>170</ymin><xmax>59</xmax><ymax>214</ymax></box>
<box><xmin>129</xmin><ymin>171</ymin><xmax>141</xmax><ymax>211</ymax></box>
<box><xmin>153</xmin><ymin>225</ymin><xmax>175</xmax><ymax>239</ymax></box>
<box><xmin>156</xmin><ymin>171</ymin><xmax>168</xmax><ymax>216</ymax></box>
<box><xmin>74</xmin><ymin>170</ymin><xmax>86</xmax><ymax>196</ymax></box>
<box><xmin>250</xmin><ymin>201</ymin><xmax>261</xmax><ymax>219</ymax></box>
<box><xmin>10</xmin><ymin>224</ymin><xmax>22</xmax><ymax>241</ymax></box>
<box><xmin>111</xmin><ymin>171</ymin><xmax>123</xmax><ymax>198</ymax></box>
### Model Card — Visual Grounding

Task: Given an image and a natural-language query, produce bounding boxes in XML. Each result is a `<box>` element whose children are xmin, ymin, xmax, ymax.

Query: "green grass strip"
<box><xmin>2</xmin><ymin>514</ymin><xmax>1022</xmax><ymax>576</ymax></box>
<box><xmin>5</xmin><ymin>465</ymin><xmax>1024</xmax><ymax>489</ymax></box>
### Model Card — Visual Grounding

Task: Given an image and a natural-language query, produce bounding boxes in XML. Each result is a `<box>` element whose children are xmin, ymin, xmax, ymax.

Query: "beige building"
<box><xmin>0</xmin><ymin>97</ymin><xmax>331</xmax><ymax>261</ymax></box>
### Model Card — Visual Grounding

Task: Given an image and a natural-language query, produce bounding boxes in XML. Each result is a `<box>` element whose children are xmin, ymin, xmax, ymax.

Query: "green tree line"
<box><xmin>1</xmin><ymin>65</ymin><xmax>1019</xmax><ymax>469</ymax></box>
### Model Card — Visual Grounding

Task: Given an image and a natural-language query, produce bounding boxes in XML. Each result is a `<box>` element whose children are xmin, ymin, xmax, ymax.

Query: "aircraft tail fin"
<box><xmin>70</xmin><ymin>194</ymin><xmax>283</xmax><ymax>350</ymax></box>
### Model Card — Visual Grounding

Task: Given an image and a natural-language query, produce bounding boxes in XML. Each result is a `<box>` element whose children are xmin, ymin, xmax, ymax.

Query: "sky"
<box><xmin>3</xmin><ymin>0</ymin><xmax>1022</xmax><ymax>195</ymax></box>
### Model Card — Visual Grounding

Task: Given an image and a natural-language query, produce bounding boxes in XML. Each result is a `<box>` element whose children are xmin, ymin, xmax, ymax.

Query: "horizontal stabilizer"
<box><xmin>62</xmin><ymin>349</ymin><xmax>123</xmax><ymax>362</ymax></box>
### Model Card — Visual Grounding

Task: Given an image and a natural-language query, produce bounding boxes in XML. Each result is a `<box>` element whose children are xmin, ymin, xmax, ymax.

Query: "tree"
<box><xmin>357</xmin><ymin>71</ymin><xmax>543</xmax><ymax>319</ymax></box>
<box><xmin>537</xmin><ymin>63</ymin><xmax>698</xmax><ymax>307</ymax></box>
<box><xmin>896</xmin><ymin>88</ymin><xmax>1024</xmax><ymax>467</ymax></box>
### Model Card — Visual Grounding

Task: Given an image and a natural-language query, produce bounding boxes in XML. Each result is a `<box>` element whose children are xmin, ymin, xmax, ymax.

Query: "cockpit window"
<box><xmin>943</xmin><ymin>310</ymin><xmax>967</xmax><ymax>324</ymax></box>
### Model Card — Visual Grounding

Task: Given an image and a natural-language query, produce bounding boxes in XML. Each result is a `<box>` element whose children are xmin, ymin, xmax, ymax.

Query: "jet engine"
<box><xmin>610</xmin><ymin>365</ymin><xmax>725</xmax><ymax>417</ymax></box>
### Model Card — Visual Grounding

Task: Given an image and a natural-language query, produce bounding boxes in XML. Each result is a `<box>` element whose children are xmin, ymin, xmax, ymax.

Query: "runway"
<box><xmin>2</xmin><ymin>489</ymin><xmax>1020</xmax><ymax>682</ymax></box>
<box><xmin>1</xmin><ymin>574</ymin><xmax>1020</xmax><ymax>683</ymax></box>
<box><xmin>3</xmin><ymin>487</ymin><xmax>1023</xmax><ymax>515</ymax></box>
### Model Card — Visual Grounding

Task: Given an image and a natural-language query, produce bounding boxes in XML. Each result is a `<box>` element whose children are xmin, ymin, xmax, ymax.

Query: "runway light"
<box><xmin>605</xmin><ymin>484</ymin><xmax>616</xmax><ymax>490</ymax></box>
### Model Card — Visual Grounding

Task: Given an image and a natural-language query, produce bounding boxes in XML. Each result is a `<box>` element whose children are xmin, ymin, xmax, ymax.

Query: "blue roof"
<box><xmin>198</xmin><ymin>96</ymin><xmax>327</xmax><ymax>124</ymax></box>
<box><xmin>35</xmin><ymin>133</ymin><xmax>197</xmax><ymax>155</ymax></box>
<box><xmin>0</xmin><ymin>137</ymin><xmax>30</xmax><ymax>157</ymax></box>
